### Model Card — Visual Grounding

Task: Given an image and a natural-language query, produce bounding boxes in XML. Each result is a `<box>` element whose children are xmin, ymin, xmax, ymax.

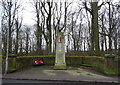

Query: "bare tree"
<box><xmin>14</xmin><ymin>11</ymin><xmax>22</xmax><ymax>55</ymax></box>
<box><xmin>82</xmin><ymin>1</ymin><xmax>105</xmax><ymax>55</ymax></box>
<box><xmin>2</xmin><ymin>0</ymin><xmax>21</xmax><ymax>54</ymax></box>
<box><xmin>1</xmin><ymin>0</ymin><xmax>23</xmax><ymax>73</ymax></box>
<box><xmin>34</xmin><ymin>2</ymin><xmax>42</xmax><ymax>54</ymax></box>
<box><xmin>40</xmin><ymin>1</ymin><xmax>53</xmax><ymax>54</ymax></box>
<box><xmin>24</xmin><ymin>26</ymin><xmax>30</xmax><ymax>55</ymax></box>
<box><xmin>99</xmin><ymin>2</ymin><xmax>119</xmax><ymax>54</ymax></box>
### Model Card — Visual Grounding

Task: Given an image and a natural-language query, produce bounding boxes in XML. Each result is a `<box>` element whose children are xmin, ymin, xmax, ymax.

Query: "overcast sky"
<box><xmin>21</xmin><ymin>0</ymin><xmax>79</xmax><ymax>25</ymax></box>
<box><xmin>21</xmin><ymin>0</ymin><xmax>119</xmax><ymax>25</ymax></box>
<box><xmin>21</xmin><ymin>0</ymin><xmax>35</xmax><ymax>25</ymax></box>
<box><xmin>0</xmin><ymin>0</ymin><xmax>119</xmax><ymax>26</ymax></box>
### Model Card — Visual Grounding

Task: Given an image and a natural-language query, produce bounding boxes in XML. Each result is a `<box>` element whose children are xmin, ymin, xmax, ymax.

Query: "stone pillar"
<box><xmin>54</xmin><ymin>32</ymin><xmax>66</xmax><ymax>70</ymax></box>
<box><xmin>104</xmin><ymin>54</ymin><xmax>116</xmax><ymax>75</ymax></box>
<box><xmin>8</xmin><ymin>54</ymin><xmax>17</xmax><ymax>73</ymax></box>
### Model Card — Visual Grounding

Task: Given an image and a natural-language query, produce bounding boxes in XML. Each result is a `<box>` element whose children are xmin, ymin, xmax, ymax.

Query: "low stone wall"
<box><xmin>2</xmin><ymin>56</ymin><xmax>119</xmax><ymax>75</ymax></box>
<box><xmin>104</xmin><ymin>57</ymin><xmax>119</xmax><ymax>75</ymax></box>
<box><xmin>82</xmin><ymin>57</ymin><xmax>105</xmax><ymax>72</ymax></box>
<box><xmin>66</xmin><ymin>57</ymin><xmax>83</xmax><ymax>66</ymax></box>
<box><xmin>17</xmin><ymin>56</ymin><xmax>83</xmax><ymax>67</ymax></box>
<box><xmin>82</xmin><ymin>56</ymin><xmax>119</xmax><ymax>75</ymax></box>
<box><xmin>16</xmin><ymin>57</ymin><xmax>55</xmax><ymax>70</ymax></box>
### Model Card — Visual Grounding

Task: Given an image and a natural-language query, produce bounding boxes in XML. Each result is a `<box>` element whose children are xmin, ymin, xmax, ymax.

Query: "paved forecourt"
<box><xmin>2</xmin><ymin>66</ymin><xmax>118</xmax><ymax>83</ymax></box>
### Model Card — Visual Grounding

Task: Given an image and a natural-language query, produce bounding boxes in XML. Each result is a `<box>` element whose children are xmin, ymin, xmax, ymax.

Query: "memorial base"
<box><xmin>54</xmin><ymin>63</ymin><xmax>66</xmax><ymax>70</ymax></box>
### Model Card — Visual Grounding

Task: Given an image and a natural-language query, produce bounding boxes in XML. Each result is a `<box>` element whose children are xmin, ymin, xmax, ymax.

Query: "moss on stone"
<box><xmin>54</xmin><ymin>63</ymin><xmax>66</xmax><ymax>70</ymax></box>
<box><xmin>18</xmin><ymin>55</ymin><xmax>55</xmax><ymax>58</ymax></box>
<box><xmin>81</xmin><ymin>64</ymin><xmax>92</xmax><ymax>67</ymax></box>
<box><xmin>104</xmin><ymin>70</ymin><xmax>117</xmax><ymax>76</ymax></box>
<box><xmin>104</xmin><ymin>54</ymin><xmax>116</xmax><ymax>58</ymax></box>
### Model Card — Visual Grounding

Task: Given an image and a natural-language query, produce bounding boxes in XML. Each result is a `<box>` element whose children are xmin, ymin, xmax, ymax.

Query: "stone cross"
<box><xmin>54</xmin><ymin>32</ymin><xmax>66</xmax><ymax>70</ymax></box>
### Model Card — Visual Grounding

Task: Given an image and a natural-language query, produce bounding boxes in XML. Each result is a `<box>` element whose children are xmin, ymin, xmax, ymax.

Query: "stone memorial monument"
<box><xmin>54</xmin><ymin>32</ymin><xmax>66</xmax><ymax>70</ymax></box>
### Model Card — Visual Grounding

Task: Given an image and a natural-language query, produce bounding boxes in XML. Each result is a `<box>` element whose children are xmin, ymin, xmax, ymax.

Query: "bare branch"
<box><xmin>41</xmin><ymin>2</ymin><xmax>49</xmax><ymax>15</ymax></box>
<box><xmin>83</xmin><ymin>2</ymin><xmax>92</xmax><ymax>15</ymax></box>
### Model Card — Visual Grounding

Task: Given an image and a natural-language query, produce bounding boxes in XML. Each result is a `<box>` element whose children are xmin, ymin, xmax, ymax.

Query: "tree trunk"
<box><xmin>108</xmin><ymin>35</ymin><xmax>112</xmax><ymax>53</ymax></box>
<box><xmin>15</xmin><ymin>20</ymin><xmax>19</xmax><ymax>54</ymax></box>
<box><xmin>36</xmin><ymin>2</ymin><xmax>42</xmax><ymax>54</ymax></box>
<box><xmin>108</xmin><ymin>2</ymin><xmax>112</xmax><ymax>53</ymax></box>
<box><xmin>20</xmin><ymin>39</ymin><xmax>22</xmax><ymax>54</ymax></box>
<box><xmin>84</xmin><ymin>39</ymin><xmax>86</xmax><ymax>51</ymax></box>
<box><xmin>91</xmin><ymin>2</ymin><xmax>100</xmax><ymax>55</ymax></box>
<box><xmin>47</xmin><ymin>2</ymin><xmax>52</xmax><ymax>54</ymax></box>
<box><xmin>101</xmin><ymin>15</ymin><xmax>104</xmax><ymax>52</ymax></box>
<box><xmin>113</xmin><ymin>33</ymin><xmax>117</xmax><ymax>53</ymax></box>
<box><xmin>8</xmin><ymin>2</ymin><xmax>12</xmax><ymax>54</ymax></box>
<box><xmin>26</xmin><ymin>33</ymin><xmax>29</xmax><ymax>55</ymax></box>
<box><xmin>104</xmin><ymin>36</ymin><xmax>107</xmax><ymax>51</ymax></box>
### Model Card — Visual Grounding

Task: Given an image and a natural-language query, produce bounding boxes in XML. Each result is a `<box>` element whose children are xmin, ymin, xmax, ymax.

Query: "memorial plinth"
<box><xmin>54</xmin><ymin>32</ymin><xmax>66</xmax><ymax>70</ymax></box>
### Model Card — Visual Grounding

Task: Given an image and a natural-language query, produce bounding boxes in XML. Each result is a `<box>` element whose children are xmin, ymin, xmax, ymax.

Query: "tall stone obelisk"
<box><xmin>54</xmin><ymin>32</ymin><xmax>66</xmax><ymax>70</ymax></box>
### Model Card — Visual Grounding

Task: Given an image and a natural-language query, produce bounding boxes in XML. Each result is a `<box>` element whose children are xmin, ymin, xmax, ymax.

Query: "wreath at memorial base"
<box><xmin>33</xmin><ymin>60</ymin><xmax>45</xmax><ymax>66</ymax></box>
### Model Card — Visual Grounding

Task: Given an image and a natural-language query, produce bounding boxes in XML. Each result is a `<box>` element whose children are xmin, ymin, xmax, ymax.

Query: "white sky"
<box><xmin>21</xmin><ymin>0</ymin><xmax>119</xmax><ymax>25</ymax></box>
<box><xmin>22</xmin><ymin>0</ymin><xmax>36</xmax><ymax>25</ymax></box>
<box><xmin>21</xmin><ymin>0</ymin><xmax>78</xmax><ymax>25</ymax></box>
<box><xmin>0</xmin><ymin>0</ymin><xmax>119</xmax><ymax>25</ymax></box>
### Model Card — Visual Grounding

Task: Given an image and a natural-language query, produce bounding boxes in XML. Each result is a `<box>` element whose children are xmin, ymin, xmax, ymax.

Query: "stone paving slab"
<box><xmin>2</xmin><ymin>66</ymin><xmax>119</xmax><ymax>83</ymax></box>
